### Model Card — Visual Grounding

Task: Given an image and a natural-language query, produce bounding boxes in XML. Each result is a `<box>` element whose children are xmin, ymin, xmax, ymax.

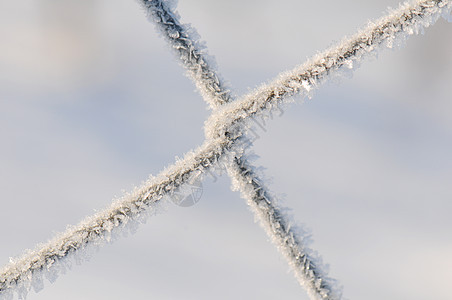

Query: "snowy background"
<box><xmin>1</xmin><ymin>0</ymin><xmax>451</xmax><ymax>299</ymax></box>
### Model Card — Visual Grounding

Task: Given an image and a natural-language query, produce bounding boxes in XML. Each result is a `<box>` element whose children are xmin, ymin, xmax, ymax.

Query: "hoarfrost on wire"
<box><xmin>1</xmin><ymin>0</ymin><xmax>451</xmax><ymax>299</ymax></box>
<box><xmin>143</xmin><ymin>1</ymin><xmax>343</xmax><ymax>298</ymax></box>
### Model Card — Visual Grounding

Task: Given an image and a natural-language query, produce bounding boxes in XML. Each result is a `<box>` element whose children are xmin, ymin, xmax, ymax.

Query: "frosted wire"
<box><xmin>1</xmin><ymin>0</ymin><xmax>450</xmax><ymax>298</ymax></box>
<box><xmin>143</xmin><ymin>0</ymin><xmax>341</xmax><ymax>298</ymax></box>
<box><xmin>205</xmin><ymin>0</ymin><xmax>452</xmax><ymax>139</ymax></box>
<box><xmin>140</xmin><ymin>0</ymin><xmax>232</xmax><ymax>108</ymax></box>
<box><xmin>0</xmin><ymin>138</ymin><xmax>232</xmax><ymax>299</ymax></box>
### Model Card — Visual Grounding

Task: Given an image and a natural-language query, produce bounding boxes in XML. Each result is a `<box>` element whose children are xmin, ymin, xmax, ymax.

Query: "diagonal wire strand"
<box><xmin>140</xmin><ymin>0</ymin><xmax>233</xmax><ymax>108</ymax></box>
<box><xmin>0</xmin><ymin>138</ymin><xmax>232</xmax><ymax>299</ymax></box>
<box><xmin>204</xmin><ymin>0</ymin><xmax>452</xmax><ymax>140</ymax></box>
<box><xmin>142</xmin><ymin>1</ymin><xmax>341</xmax><ymax>298</ymax></box>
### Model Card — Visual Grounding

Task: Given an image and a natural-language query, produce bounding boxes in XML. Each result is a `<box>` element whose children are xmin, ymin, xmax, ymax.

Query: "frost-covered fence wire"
<box><xmin>140</xmin><ymin>0</ymin><xmax>233</xmax><ymax>108</ymax></box>
<box><xmin>205</xmin><ymin>0</ymin><xmax>452</xmax><ymax>139</ymax></box>
<box><xmin>143</xmin><ymin>1</ymin><xmax>341</xmax><ymax>299</ymax></box>
<box><xmin>228</xmin><ymin>157</ymin><xmax>341</xmax><ymax>300</ymax></box>
<box><xmin>0</xmin><ymin>138</ymin><xmax>234</xmax><ymax>299</ymax></box>
<box><xmin>1</xmin><ymin>0</ymin><xmax>451</xmax><ymax>299</ymax></box>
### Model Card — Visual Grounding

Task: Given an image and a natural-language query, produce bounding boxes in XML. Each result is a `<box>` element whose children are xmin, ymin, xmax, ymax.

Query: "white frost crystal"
<box><xmin>1</xmin><ymin>0</ymin><xmax>450</xmax><ymax>299</ymax></box>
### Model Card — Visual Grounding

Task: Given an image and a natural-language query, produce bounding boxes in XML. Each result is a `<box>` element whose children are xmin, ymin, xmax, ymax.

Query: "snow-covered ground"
<box><xmin>1</xmin><ymin>0</ymin><xmax>451</xmax><ymax>299</ymax></box>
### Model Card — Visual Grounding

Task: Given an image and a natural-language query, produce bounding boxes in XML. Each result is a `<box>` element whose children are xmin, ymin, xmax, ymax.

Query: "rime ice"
<box><xmin>1</xmin><ymin>0</ymin><xmax>450</xmax><ymax>299</ymax></box>
<box><xmin>204</xmin><ymin>0</ymin><xmax>452</xmax><ymax>141</ymax></box>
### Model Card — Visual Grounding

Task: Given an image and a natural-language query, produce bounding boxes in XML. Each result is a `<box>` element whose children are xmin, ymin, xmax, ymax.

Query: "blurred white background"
<box><xmin>0</xmin><ymin>0</ymin><xmax>451</xmax><ymax>299</ymax></box>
